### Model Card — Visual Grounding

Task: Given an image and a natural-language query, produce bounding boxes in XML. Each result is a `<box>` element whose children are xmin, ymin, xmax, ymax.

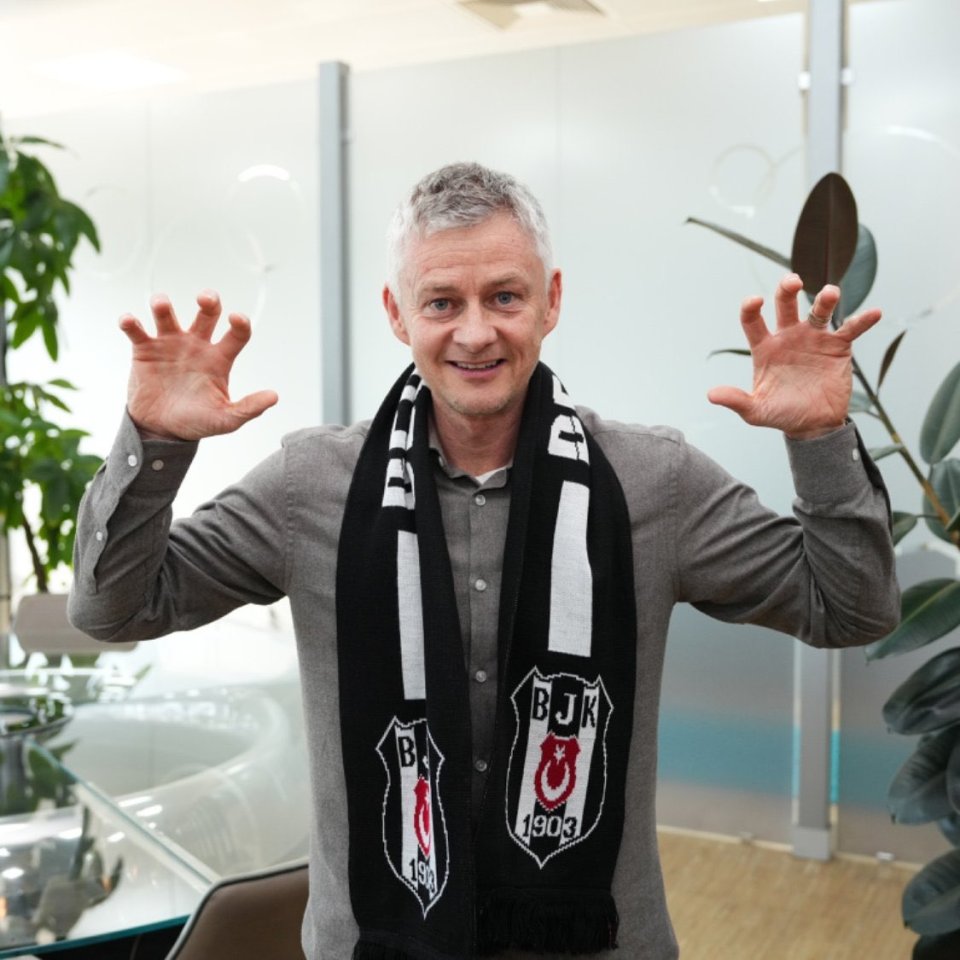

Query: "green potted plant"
<box><xmin>0</xmin><ymin>125</ymin><xmax>104</xmax><ymax>660</ymax></box>
<box><xmin>689</xmin><ymin>174</ymin><xmax>960</xmax><ymax>960</ymax></box>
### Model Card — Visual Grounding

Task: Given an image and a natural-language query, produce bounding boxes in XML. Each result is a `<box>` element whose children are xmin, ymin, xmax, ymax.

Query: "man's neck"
<box><xmin>432</xmin><ymin>407</ymin><xmax>520</xmax><ymax>478</ymax></box>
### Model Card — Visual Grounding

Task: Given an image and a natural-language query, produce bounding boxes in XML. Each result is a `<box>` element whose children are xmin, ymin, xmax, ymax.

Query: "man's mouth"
<box><xmin>451</xmin><ymin>360</ymin><xmax>503</xmax><ymax>371</ymax></box>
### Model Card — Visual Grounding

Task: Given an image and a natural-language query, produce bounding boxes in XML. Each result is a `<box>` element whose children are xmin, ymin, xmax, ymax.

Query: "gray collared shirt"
<box><xmin>70</xmin><ymin>409</ymin><xmax>898</xmax><ymax>959</ymax></box>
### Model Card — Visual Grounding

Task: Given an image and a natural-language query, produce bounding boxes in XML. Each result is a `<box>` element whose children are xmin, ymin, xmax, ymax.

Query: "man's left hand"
<box><xmin>707</xmin><ymin>273</ymin><xmax>881</xmax><ymax>440</ymax></box>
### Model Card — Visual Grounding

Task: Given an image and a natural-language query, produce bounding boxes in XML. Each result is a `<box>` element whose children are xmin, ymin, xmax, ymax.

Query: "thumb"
<box><xmin>231</xmin><ymin>389</ymin><xmax>279</xmax><ymax>425</ymax></box>
<box><xmin>707</xmin><ymin>385</ymin><xmax>753</xmax><ymax>419</ymax></box>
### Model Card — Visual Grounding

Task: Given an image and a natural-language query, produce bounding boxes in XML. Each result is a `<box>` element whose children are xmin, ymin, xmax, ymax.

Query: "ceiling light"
<box><xmin>460</xmin><ymin>0</ymin><xmax>605</xmax><ymax>30</ymax></box>
<box><xmin>34</xmin><ymin>51</ymin><xmax>184</xmax><ymax>92</ymax></box>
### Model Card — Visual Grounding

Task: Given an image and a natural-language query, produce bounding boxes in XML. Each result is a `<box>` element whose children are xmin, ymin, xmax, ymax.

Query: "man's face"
<box><xmin>384</xmin><ymin>212</ymin><xmax>561</xmax><ymax>430</ymax></box>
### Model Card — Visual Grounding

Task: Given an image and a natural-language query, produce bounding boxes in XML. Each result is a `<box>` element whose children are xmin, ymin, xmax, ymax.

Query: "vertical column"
<box><xmin>318</xmin><ymin>61</ymin><xmax>351</xmax><ymax>425</ymax></box>
<box><xmin>793</xmin><ymin>0</ymin><xmax>845</xmax><ymax>862</ymax></box>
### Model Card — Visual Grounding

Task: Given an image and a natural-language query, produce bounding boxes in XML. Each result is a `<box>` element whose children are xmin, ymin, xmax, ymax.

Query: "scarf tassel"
<box><xmin>352</xmin><ymin>941</ymin><xmax>422</xmax><ymax>960</ymax></box>
<box><xmin>477</xmin><ymin>889</ymin><xmax>620</xmax><ymax>955</ymax></box>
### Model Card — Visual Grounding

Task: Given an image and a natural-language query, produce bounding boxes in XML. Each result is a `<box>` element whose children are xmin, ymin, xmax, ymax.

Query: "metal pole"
<box><xmin>793</xmin><ymin>0</ymin><xmax>845</xmax><ymax>862</ymax></box>
<box><xmin>318</xmin><ymin>61</ymin><xmax>351</xmax><ymax>425</ymax></box>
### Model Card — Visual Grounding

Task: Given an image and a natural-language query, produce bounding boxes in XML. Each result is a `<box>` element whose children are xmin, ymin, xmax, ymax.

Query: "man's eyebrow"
<box><xmin>487</xmin><ymin>273</ymin><xmax>529</xmax><ymax>288</ymax></box>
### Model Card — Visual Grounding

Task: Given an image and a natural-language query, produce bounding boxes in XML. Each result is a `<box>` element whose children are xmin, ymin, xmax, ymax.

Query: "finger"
<box><xmin>150</xmin><ymin>294</ymin><xmax>182</xmax><ymax>335</ymax></box>
<box><xmin>190</xmin><ymin>289</ymin><xmax>222</xmax><ymax>340</ymax></box>
<box><xmin>834</xmin><ymin>307</ymin><xmax>882</xmax><ymax>343</ymax></box>
<box><xmin>119</xmin><ymin>314</ymin><xmax>152</xmax><ymax>346</ymax></box>
<box><xmin>707</xmin><ymin>385</ymin><xmax>753</xmax><ymax>420</ymax></box>
<box><xmin>217</xmin><ymin>312</ymin><xmax>253</xmax><ymax>364</ymax></box>
<box><xmin>739</xmin><ymin>294</ymin><xmax>769</xmax><ymax>350</ymax></box>
<box><xmin>773</xmin><ymin>273</ymin><xmax>804</xmax><ymax>329</ymax></box>
<box><xmin>807</xmin><ymin>284</ymin><xmax>841</xmax><ymax>328</ymax></box>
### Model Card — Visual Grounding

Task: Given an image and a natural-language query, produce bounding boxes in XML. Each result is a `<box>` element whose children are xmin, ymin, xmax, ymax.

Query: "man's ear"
<box><xmin>383</xmin><ymin>285</ymin><xmax>410</xmax><ymax>345</ymax></box>
<box><xmin>544</xmin><ymin>269</ymin><xmax>562</xmax><ymax>336</ymax></box>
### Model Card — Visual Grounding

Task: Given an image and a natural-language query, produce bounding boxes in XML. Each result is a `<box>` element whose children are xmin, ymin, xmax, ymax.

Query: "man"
<box><xmin>69</xmin><ymin>163</ymin><xmax>899</xmax><ymax>959</ymax></box>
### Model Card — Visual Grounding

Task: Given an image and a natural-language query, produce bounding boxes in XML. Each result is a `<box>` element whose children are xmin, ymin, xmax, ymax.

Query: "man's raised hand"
<box><xmin>119</xmin><ymin>290</ymin><xmax>278</xmax><ymax>441</ymax></box>
<box><xmin>707</xmin><ymin>273</ymin><xmax>881</xmax><ymax>440</ymax></box>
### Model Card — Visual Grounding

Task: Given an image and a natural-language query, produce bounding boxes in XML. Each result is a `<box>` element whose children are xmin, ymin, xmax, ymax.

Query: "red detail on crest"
<box><xmin>414</xmin><ymin>776</ymin><xmax>432</xmax><ymax>855</ymax></box>
<box><xmin>534</xmin><ymin>732</ymin><xmax>580</xmax><ymax>812</ymax></box>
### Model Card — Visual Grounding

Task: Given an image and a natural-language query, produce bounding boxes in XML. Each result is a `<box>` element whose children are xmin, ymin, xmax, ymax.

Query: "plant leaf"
<box><xmin>892</xmin><ymin>511</ymin><xmax>919</xmax><ymax>546</ymax></box>
<box><xmin>924</xmin><ymin>460</ymin><xmax>960</xmax><ymax>544</ymax></box>
<box><xmin>878</xmin><ymin>331</ymin><xmax>907</xmax><ymax>391</ymax></box>
<box><xmin>913</xmin><ymin>928</ymin><xmax>960</xmax><ymax>959</ymax></box>
<box><xmin>939</xmin><ymin>812</ymin><xmax>960</xmax><ymax>848</ymax></box>
<box><xmin>922</xmin><ymin>361</ymin><xmax>960</xmax><ymax>465</ymax></box>
<box><xmin>883</xmin><ymin>645</ymin><xmax>960</xmax><ymax>734</ymax></box>
<box><xmin>836</xmin><ymin>224</ymin><xmax>878</xmax><ymax>321</ymax></box>
<box><xmin>707</xmin><ymin>348</ymin><xmax>752</xmax><ymax>359</ymax></box>
<box><xmin>790</xmin><ymin>173</ymin><xmax>860</xmax><ymax>299</ymax></box>
<box><xmin>849</xmin><ymin>390</ymin><xmax>875</xmax><ymax>413</ymax></box>
<box><xmin>15</xmin><ymin>135</ymin><xmax>65</xmax><ymax>149</ymax></box>
<box><xmin>685</xmin><ymin>217</ymin><xmax>791</xmax><ymax>268</ymax></box>
<box><xmin>869</xmin><ymin>444</ymin><xmax>904</xmax><ymax>462</ymax></box>
<box><xmin>888</xmin><ymin>727</ymin><xmax>958</xmax><ymax>824</ymax></box>
<box><xmin>948</xmin><ymin>735</ymin><xmax>960</xmax><ymax>814</ymax></box>
<box><xmin>903</xmin><ymin>848</ymin><xmax>960</xmax><ymax>935</ymax></box>
<box><xmin>867</xmin><ymin>580</ymin><xmax>960</xmax><ymax>661</ymax></box>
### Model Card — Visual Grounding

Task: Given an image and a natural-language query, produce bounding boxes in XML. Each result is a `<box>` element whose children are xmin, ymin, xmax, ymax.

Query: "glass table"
<box><xmin>0</xmin><ymin>668</ymin><xmax>310</xmax><ymax>956</ymax></box>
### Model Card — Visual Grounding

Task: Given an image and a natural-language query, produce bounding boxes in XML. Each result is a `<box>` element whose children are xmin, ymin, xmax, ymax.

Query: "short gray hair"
<box><xmin>386</xmin><ymin>162</ymin><xmax>553</xmax><ymax>294</ymax></box>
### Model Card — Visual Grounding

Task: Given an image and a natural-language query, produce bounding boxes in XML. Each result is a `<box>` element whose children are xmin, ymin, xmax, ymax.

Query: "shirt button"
<box><xmin>851</xmin><ymin>448</ymin><xmax>861</xmax><ymax>462</ymax></box>
<box><xmin>151</xmin><ymin>459</ymin><xmax>165</xmax><ymax>471</ymax></box>
<box><xmin>474</xmin><ymin>493</ymin><xmax>486</xmax><ymax>506</ymax></box>
<box><xmin>474</xmin><ymin>669</ymin><xmax>488</xmax><ymax>684</ymax></box>
<box><xmin>474</xmin><ymin>758</ymin><xmax>488</xmax><ymax>773</ymax></box>
<box><xmin>127</xmin><ymin>454</ymin><xmax>138</xmax><ymax>467</ymax></box>
<box><xmin>474</xmin><ymin>578</ymin><xmax>488</xmax><ymax>592</ymax></box>
<box><xmin>95</xmin><ymin>531</ymin><xmax>104</xmax><ymax>542</ymax></box>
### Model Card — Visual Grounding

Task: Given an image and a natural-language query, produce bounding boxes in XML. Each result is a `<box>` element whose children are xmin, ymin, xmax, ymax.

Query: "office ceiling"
<box><xmin>4</xmin><ymin>0</ymin><xmax>875</xmax><ymax>119</ymax></box>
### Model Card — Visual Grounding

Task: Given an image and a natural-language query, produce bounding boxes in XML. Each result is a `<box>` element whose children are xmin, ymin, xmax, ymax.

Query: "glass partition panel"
<box><xmin>351</xmin><ymin>11</ymin><xmax>806</xmax><ymax>842</ymax></box>
<box><xmin>836</xmin><ymin>0</ymin><xmax>960</xmax><ymax>862</ymax></box>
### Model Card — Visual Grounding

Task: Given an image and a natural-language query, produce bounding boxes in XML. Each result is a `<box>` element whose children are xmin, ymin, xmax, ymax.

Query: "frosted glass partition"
<box><xmin>8</xmin><ymin>79</ymin><xmax>321</xmax><ymax>662</ymax></box>
<box><xmin>837</xmin><ymin>0</ymin><xmax>960</xmax><ymax>861</ymax></box>
<box><xmin>350</xmin><ymin>12</ymin><xmax>807</xmax><ymax>842</ymax></box>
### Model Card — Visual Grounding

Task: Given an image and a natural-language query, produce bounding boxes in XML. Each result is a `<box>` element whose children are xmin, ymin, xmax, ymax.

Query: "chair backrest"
<box><xmin>165</xmin><ymin>862</ymin><xmax>309</xmax><ymax>960</ymax></box>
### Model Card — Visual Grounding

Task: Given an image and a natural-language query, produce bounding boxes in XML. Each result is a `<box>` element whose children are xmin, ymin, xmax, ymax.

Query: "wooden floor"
<box><xmin>658</xmin><ymin>829</ymin><xmax>919</xmax><ymax>960</ymax></box>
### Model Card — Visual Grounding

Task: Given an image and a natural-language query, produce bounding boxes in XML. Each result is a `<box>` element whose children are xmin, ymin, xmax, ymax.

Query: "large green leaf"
<box><xmin>866</xmin><ymin>580</ymin><xmax>960</xmax><ymax>661</ymax></box>
<box><xmin>914</xmin><ymin>928</ymin><xmax>960</xmax><ymax>959</ymax></box>
<box><xmin>893</xmin><ymin>512</ymin><xmax>919</xmax><ymax>545</ymax></box>
<box><xmin>922</xmin><ymin>362</ymin><xmax>960</xmax><ymax>465</ymax></box>
<box><xmin>924</xmin><ymin>460</ymin><xmax>960</xmax><ymax>544</ymax></box>
<box><xmin>883</xmin><ymin>646</ymin><xmax>960</xmax><ymax>735</ymax></box>
<box><xmin>939</xmin><ymin>812</ymin><xmax>960</xmax><ymax>848</ymax></box>
<box><xmin>685</xmin><ymin>217</ymin><xmax>791</xmax><ymax>268</ymax></box>
<box><xmin>849</xmin><ymin>390</ymin><xmax>875</xmax><ymax>414</ymax></box>
<box><xmin>903</xmin><ymin>848</ymin><xmax>960</xmax><ymax>935</ymax></box>
<box><xmin>888</xmin><ymin>727</ymin><xmax>959</xmax><ymax>824</ymax></box>
<box><xmin>836</xmin><ymin>224</ymin><xmax>878</xmax><ymax>321</ymax></box>
<box><xmin>790</xmin><ymin>172</ymin><xmax>859</xmax><ymax>299</ymax></box>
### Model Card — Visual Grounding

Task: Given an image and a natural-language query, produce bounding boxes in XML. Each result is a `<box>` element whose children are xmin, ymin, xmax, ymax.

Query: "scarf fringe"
<box><xmin>478</xmin><ymin>888</ymin><xmax>620</xmax><ymax>954</ymax></box>
<box><xmin>353</xmin><ymin>942</ymin><xmax>420</xmax><ymax>960</ymax></box>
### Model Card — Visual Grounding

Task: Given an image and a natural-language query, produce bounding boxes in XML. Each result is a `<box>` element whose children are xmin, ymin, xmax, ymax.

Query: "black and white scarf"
<box><xmin>336</xmin><ymin>363</ymin><xmax>637</xmax><ymax>959</ymax></box>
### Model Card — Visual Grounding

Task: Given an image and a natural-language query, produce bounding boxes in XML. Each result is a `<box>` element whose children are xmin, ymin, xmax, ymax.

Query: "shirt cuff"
<box><xmin>104</xmin><ymin>410</ymin><xmax>199</xmax><ymax>495</ymax></box>
<box><xmin>784</xmin><ymin>421</ymin><xmax>879</xmax><ymax>503</ymax></box>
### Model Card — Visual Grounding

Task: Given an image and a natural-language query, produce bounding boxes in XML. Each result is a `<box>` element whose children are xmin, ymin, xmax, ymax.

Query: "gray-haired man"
<box><xmin>70</xmin><ymin>162</ymin><xmax>898</xmax><ymax>959</ymax></box>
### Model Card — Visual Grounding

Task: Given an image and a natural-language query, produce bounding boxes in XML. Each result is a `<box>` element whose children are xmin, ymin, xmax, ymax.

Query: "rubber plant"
<box><xmin>689</xmin><ymin>173</ymin><xmax>960</xmax><ymax>960</ymax></box>
<box><xmin>0</xmin><ymin>125</ymin><xmax>102</xmax><ymax>597</ymax></box>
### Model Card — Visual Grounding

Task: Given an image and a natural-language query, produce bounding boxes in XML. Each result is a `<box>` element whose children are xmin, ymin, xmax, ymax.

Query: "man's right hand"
<box><xmin>119</xmin><ymin>290</ymin><xmax>278</xmax><ymax>441</ymax></box>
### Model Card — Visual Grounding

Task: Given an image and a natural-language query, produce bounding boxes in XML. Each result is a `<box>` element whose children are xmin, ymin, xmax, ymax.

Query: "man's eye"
<box><xmin>495</xmin><ymin>292</ymin><xmax>515</xmax><ymax>306</ymax></box>
<box><xmin>429</xmin><ymin>299</ymin><xmax>451</xmax><ymax>311</ymax></box>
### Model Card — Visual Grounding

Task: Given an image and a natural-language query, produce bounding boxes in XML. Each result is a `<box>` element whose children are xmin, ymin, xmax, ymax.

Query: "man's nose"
<box><xmin>454</xmin><ymin>303</ymin><xmax>497</xmax><ymax>351</ymax></box>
